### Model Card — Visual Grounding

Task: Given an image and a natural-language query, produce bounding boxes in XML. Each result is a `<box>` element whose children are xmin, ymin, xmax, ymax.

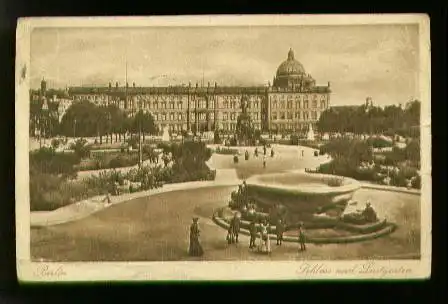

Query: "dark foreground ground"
<box><xmin>31</xmin><ymin>186</ymin><xmax>420</xmax><ymax>262</ymax></box>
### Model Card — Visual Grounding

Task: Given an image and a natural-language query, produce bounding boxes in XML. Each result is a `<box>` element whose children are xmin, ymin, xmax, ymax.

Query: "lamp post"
<box><xmin>107</xmin><ymin>112</ymin><xmax>112</xmax><ymax>144</ymax></box>
<box><xmin>73</xmin><ymin>118</ymin><xmax>77</xmax><ymax>139</ymax></box>
<box><xmin>138</xmin><ymin>112</ymin><xmax>143</xmax><ymax>168</ymax></box>
<box><xmin>41</xmin><ymin>100</ymin><xmax>48</xmax><ymax>147</ymax></box>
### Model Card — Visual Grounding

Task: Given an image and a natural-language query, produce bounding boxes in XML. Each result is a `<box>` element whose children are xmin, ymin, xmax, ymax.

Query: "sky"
<box><xmin>30</xmin><ymin>25</ymin><xmax>419</xmax><ymax>106</ymax></box>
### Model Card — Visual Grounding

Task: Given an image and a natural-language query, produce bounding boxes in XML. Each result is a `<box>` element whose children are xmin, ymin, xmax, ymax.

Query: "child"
<box><xmin>226</xmin><ymin>226</ymin><xmax>233</xmax><ymax>244</ymax></box>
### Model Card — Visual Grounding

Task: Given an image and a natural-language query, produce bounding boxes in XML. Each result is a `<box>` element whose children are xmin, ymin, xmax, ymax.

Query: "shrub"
<box><xmin>30</xmin><ymin>147</ymin><xmax>80</xmax><ymax>177</ymax></box>
<box><xmin>30</xmin><ymin>173</ymin><xmax>104</xmax><ymax>211</ymax></box>
<box><xmin>70</xmin><ymin>138</ymin><xmax>91</xmax><ymax>159</ymax></box>
<box><xmin>290</xmin><ymin>135</ymin><xmax>299</xmax><ymax>145</ymax></box>
<box><xmin>229</xmin><ymin>137</ymin><xmax>237</xmax><ymax>146</ymax></box>
<box><xmin>51</xmin><ymin>138</ymin><xmax>60</xmax><ymax>149</ymax></box>
<box><xmin>390</xmin><ymin>171</ymin><xmax>408</xmax><ymax>188</ymax></box>
<box><xmin>214</xmin><ymin>132</ymin><xmax>222</xmax><ymax>144</ymax></box>
<box><xmin>411</xmin><ymin>175</ymin><xmax>421</xmax><ymax>189</ymax></box>
<box><xmin>108</xmin><ymin>154</ymin><xmax>137</xmax><ymax>168</ymax></box>
<box><xmin>127</xmin><ymin>136</ymin><xmax>139</xmax><ymax>150</ymax></box>
<box><xmin>325</xmin><ymin>176</ymin><xmax>344</xmax><ymax>187</ymax></box>
<box><xmin>366</xmin><ymin>137</ymin><xmax>393</xmax><ymax>148</ymax></box>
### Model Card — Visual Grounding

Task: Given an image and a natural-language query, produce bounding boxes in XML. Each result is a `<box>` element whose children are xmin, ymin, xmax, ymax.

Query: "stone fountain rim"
<box><xmin>245</xmin><ymin>171</ymin><xmax>361</xmax><ymax>195</ymax></box>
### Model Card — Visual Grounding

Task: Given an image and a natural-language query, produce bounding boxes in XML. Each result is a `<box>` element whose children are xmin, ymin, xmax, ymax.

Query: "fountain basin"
<box><xmin>245</xmin><ymin>171</ymin><xmax>361</xmax><ymax>221</ymax></box>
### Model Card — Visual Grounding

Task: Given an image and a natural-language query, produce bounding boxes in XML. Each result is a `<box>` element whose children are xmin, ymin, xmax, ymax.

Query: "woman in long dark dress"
<box><xmin>189</xmin><ymin>218</ymin><xmax>204</xmax><ymax>257</ymax></box>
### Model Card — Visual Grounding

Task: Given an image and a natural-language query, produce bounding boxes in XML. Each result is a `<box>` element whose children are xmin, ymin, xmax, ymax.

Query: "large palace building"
<box><xmin>32</xmin><ymin>49</ymin><xmax>331</xmax><ymax>134</ymax></box>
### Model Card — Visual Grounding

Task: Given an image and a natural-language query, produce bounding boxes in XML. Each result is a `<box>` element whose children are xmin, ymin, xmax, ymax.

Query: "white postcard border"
<box><xmin>16</xmin><ymin>14</ymin><xmax>431</xmax><ymax>281</ymax></box>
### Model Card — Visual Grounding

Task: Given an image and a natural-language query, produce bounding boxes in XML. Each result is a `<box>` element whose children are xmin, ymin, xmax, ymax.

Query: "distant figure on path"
<box><xmin>361</xmin><ymin>201</ymin><xmax>378</xmax><ymax>223</ymax></box>
<box><xmin>258</xmin><ymin>220</ymin><xmax>271</xmax><ymax>254</ymax></box>
<box><xmin>231</xmin><ymin>214</ymin><xmax>241</xmax><ymax>243</ymax></box>
<box><xmin>301</xmin><ymin>150</ymin><xmax>304</xmax><ymax>158</ymax></box>
<box><xmin>245</xmin><ymin>150</ymin><xmax>249</xmax><ymax>161</ymax></box>
<box><xmin>271</xmin><ymin>148</ymin><xmax>275</xmax><ymax>158</ymax></box>
<box><xmin>263</xmin><ymin>155</ymin><xmax>267</xmax><ymax>168</ymax></box>
<box><xmin>298</xmin><ymin>222</ymin><xmax>306</xmax><ymax>252</ymax></box>
<box><xmin>276</xmin><ymin>219</ymin><xmax>285</xmax><ymax>246</ymax></box>
<box><xmin>189</xmin><ymin>217</ymin><xmax>204</xmax><ymax>257</ymax></box>
<box><xmin>249</xmin><ymin>220</ymin><xmax>257</xmax><ymax>249</ymax></box>
<box><xmin>242</xmin><ymin>181</ymin><xmax>248</xmax><ymax>204</ymax></box>
<box><xmin>226</xmin><ymin>225</ymin><xmax>233</xmax><ymax>244</ymax></box>
<box><xmin>263</xmin><ymin>145</ymin><xmax>267</xmax><ymax>155</ymax></box>
<box><xmin>102</xmin><ymin>191</ymin><xmax>111</xmax><ymax>205</ymax></box>
<box><xmin>254</xmin><ymin>147</ymin><xmax>258</xmax><ymax>158</ymax></box>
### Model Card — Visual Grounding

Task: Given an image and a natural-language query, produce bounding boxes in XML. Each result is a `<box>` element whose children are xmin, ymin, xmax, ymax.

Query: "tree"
<box><xmin>60</xmin><ymin>100</ymin><xmax>99</xmax><ymax>137</ymax></box>
<box><xmin>404</xmin><ymin>100</ymin><xmax>420</xmax><ymax>127</ymax></box>
<box><xmin>317</xmin><ymin>100</ymin><xmax>421</xmax><ymax>137</ymax></box>
<box><xmin>131</xmin><ymin>110</ymin><xmax>157</xmax><ymax>141</ymax></box>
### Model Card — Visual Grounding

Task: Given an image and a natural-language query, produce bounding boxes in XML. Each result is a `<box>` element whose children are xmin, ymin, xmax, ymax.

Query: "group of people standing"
<box><xmin>188</xmin><ymin>178</ymin><xmax>308</xmax><ymax>257</ymax></box>
<box><xmin>248</xmin><ymin>145</ymin><xmax>274</xmax><ymax>169</ymax></box>
<box><xmin>247</xmin><ymin>218</ymin><xmax>306</xmax><ymax>254</ymax></box>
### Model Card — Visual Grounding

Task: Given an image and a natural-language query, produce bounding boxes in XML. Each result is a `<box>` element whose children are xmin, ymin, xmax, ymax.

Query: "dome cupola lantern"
<box><xmin>274</xmin><ymin>48</ymin><xmax>309</xmax><ymax>89</ymax></box>
<box><xmin>276</xmin><ymin>48</ymin><xmax>306</xmax><ymax>77</ymax></box>
<box><xmin>287</xmin><ymin>48</ymin><xmax>295</xmax><ymax>60</ymax></box>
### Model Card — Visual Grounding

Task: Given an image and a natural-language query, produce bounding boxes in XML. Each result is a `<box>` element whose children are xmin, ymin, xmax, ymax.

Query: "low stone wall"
<box><xmin>212</xmin><ymin>211</ymin><xmax>397</xmax><ymax>244</ymax></box>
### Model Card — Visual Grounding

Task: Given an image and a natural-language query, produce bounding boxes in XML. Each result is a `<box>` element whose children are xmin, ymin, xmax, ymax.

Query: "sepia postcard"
<box><xmin>16</xmin><ymin>14</ymin><xmax>431</xmax><ymax>282</ymax></box>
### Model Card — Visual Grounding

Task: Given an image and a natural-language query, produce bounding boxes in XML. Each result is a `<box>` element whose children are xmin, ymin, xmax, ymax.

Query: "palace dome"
<box><xmin>276</xmin><ymin>48</ymin><xmax>306</xmax><ymax>77</ymax></box>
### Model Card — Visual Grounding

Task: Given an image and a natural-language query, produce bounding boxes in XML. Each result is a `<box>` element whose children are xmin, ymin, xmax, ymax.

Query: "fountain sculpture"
<box><xmin>212</xmin><ymin>171</ymin><xmax>397</xmax><ymax>244</ymax></box>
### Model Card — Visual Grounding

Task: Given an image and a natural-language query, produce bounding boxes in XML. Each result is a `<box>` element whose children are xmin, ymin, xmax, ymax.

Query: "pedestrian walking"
<box><xmin>231</xmin><ymin>213</ymin><xmax>241</xmax><ymax>243</ymax></box>
<box><xmin>276</xmin><ymin>219</ymin><xmax>285</xmax><ymax>246</ymax></box>
<box><xmin>298</xmin><ymin>222</ymin><xmax>306</xmax><ymax>252</ymax></box>
<box><xmin>249</xmin><ymin>220</ymin><xmax>257</xmax><ymax>249</ymax></box>
<box><xmin>226</xmin><ymin>225</ymin><xmax>233</xmax><ymax>244</ymax></box>
<box><xmin>102</xmin><ymin>191</ymin><xmax>112</xmax><ymax>205</ymax></box>
<box><xmin>258</xmin><ymin>220</ymin><xmax>271</xmax><ymax>254</ymax></box>
<box><xmin>189</xmin><ymin>217</ymin><xmax>204</xmax><ymax>257</ymax></box>
<box><xmin>263</xmin><ymin>155</ymin><xmax>267</xmax><ymax>168</ymax></box>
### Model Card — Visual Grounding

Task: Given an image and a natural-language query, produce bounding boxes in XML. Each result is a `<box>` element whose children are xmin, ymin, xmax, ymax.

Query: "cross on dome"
<box><xmin>288</xmin><ymin>48</ymin><xmax>295</xmax><ymax>60</ymax></box>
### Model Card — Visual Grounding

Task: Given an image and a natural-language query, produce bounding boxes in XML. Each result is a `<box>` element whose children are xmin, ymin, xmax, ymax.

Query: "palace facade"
<box><xmin>32</xmin><ymin>49</ymin><xmax>331</xmax><ymax>134</ymax></box>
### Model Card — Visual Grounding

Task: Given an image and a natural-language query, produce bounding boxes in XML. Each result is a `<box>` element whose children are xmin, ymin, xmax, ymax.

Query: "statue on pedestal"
<box><xmin>162</xmin><ymin>125</ymin><xmax>170</xmax><ymax>142</ymax></box>
<box><xmin>306</xmin><ymin>123</ymin><xmax>315</xmax><ymax>141</ymax></box>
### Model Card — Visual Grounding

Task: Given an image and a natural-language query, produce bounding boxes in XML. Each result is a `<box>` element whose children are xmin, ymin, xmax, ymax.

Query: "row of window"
<box><xmin>153</xmin><ymin>112</ymin><xmax>216</xmax><ymax>121</ymax></box>
<box><xmin>149</xmin><ymin>111</ymin><xmax>263</xmax><ymax>122</ymax></box>
<box><xmin>271</xmin><ymin>123</ymin><xmax>317</xmax><ymax>131</ymax></box>
<box><xmin>270</xmin><ymin>94</ymin><xmax>327</xmax><ymax>102</ymax></box>
<box><xmin>125</xmin><ymin>99</ymin><xmax>325</xmax><ymax>110</ymax></box>
<box><xmin>221</xmin><ymin>123</ymin><xmax>261</xmax><ymax>131</ymax></box>
<box><xmin>133</xmin><ymin>100</ymin><xmax>262</xmax><ymax>110</ymax></box>
<box><xmin>271</xmin><ymin>111</ymin><xmax>319</xmax><ymax>121</ymax></box>
<box><xmin>222</xmin><ymin>112</ymin><xmax>260</xmax><ymax>121</ymax></box>
<box><xmin>271</xmin><ymin>100</ymin><xmax>326</xmax><ymax>109</ymax></box>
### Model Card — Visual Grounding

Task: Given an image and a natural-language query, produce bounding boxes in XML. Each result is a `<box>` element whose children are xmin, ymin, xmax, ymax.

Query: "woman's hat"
<box><xmin>193</xmin><ymin>217</ymin><xmax>199</xmax><ymax>222</ymax></box>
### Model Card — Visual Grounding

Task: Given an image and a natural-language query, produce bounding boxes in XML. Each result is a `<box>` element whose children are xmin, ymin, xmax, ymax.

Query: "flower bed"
<box><xmin>30</xmin><ymin>141</ymin><xmax>216</xmax><ymax>211</ymax></box>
